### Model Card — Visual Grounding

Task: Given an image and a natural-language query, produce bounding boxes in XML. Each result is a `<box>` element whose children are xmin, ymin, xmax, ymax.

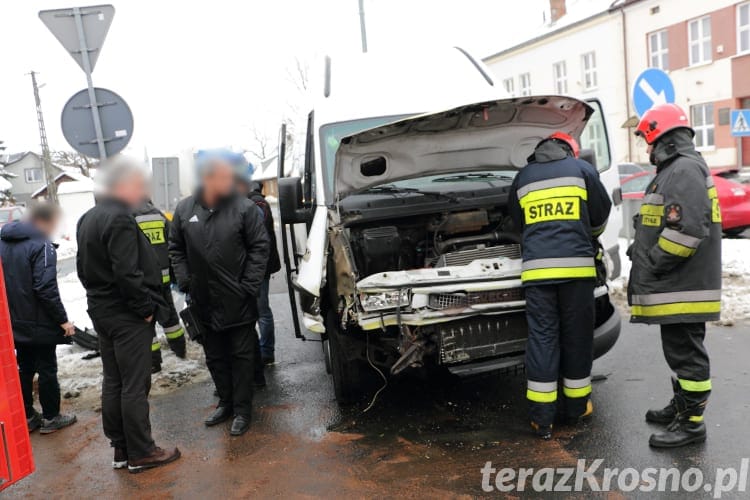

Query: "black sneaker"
<box><xmin>152</xmin><ymin>363</ymin><xmax>162</xmax><ymax>374</ymax></box>
<box><xmin>113</xmin><ymin>447</ymin><xmax>128</xmax><ymax>469</ymax></box>
<box><xmin>27</xmin><ymin>412</ymin><xmax>42</xmax><ymax>433</ymax></box>
<box><xmin>40</xmin><ymin>413</ymin><xmax>77</xmax><ymax>434</ymax></box>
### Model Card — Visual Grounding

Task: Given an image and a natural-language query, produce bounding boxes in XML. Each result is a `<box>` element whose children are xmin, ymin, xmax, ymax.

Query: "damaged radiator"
<box><xmin>439</xmin><ymin>315</ymin><xmax>527</xmax><ymax>364</ymax></box>
<box><xmin>435</xmin><ymin>243</ymin><xmax>521</xmax><ymax>267</ymax></box>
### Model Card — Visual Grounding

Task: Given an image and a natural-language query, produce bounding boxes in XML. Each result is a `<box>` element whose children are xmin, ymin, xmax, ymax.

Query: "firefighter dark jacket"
<box><xmin>248</xmin><ymin>182</ymin><xmax>281</xmax><ymax>277</ymax></box>
<box><xmin>628</xmin><ymin>128</ymin><xmax>722</xmax><ymax>324</ymax></box>
<box><xmin>509</xmin><ymin>140</ymin><xmax>612</xmax><ymax>285</ymax></box>
<box><xmin>169</xmin><ymin>191</ymin><xmax>270</xmax><ymax>331</ymax></box>
<box><xmin>76</xmin><ymin>197</ymin><xmax>169</xmax><ymax>323</ymax></box>
<box><xmin>133</xmin><ymin>201</ymin><xmax>172</xmax><ymax>284</ymax></box>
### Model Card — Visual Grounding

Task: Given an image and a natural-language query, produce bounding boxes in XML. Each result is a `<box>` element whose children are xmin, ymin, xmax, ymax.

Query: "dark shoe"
<box><xmin>152</xmin><ymin>363</ymin><xmax>162</xmax><ymax>374</ymax></box>
<box><xmin>646</xmin><ymin>378</ymin><xmax>680</xmax><ymax>424</ymax></box>
<box><xmin>531</xmin><ymin>421</ymin><xmax>552</xmax><ymax>440</ymax></box>
<box><xmin>40</xmin><ymin>413</ymin><xmax>77</xmax><ymax>434</ymax></box>
<box><xmin>230</xmin><ymin>415</ymin><xmax>251</xmax><ymax>436</ymax></box>
<box><xmin>566</xmin><ymin>400</ymin><xmax>594</xmax><ymax>426</ymax></box>
<box><xmin>169</xmin><ymin>337</ymin><xmax>187</xmax><ymax>359</ymax></box>
<box><xmin>204</xmin><ymin>406</ymin><xmax>232</xmax><ymax>427</ymax></box>
<box><xmin>254</xmin><ymin>372</ymin><xmax>267</xmax><ymax>388</ymax></box>
<box><xmin>261</xmin><ymin>356</ymin><xmax>275</xmax><ymax>366</ymax></box>
<box><xmin>128</xmin><ymin>446</ymin><xmax>181</xmax><ymax>474</ymax></box>
<box><xmin>27</xmin><ymin>412</ymin><xmax>42</xmax><ymax>433</ymax></box>
<box><xmin>113</xmin><ymin>448</ymin><xmax>128</xmax><ymax>469</ymax></box>
<box><xmin>649</xmin><ymin>418</ymin><xmax>707</xmax><ymax>448</ymax></box>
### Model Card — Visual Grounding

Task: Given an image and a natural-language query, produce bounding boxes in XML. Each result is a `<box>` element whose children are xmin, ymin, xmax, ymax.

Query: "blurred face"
<box><xmin>33</xmin><ymin>215</ymin><xmax>59</xmax><ymax>237</ymax></box>
<box><xmin>111</xmin><ymin>171</ymin><xmax>148</xmax><ymax>208</ymax></box>
<box><xmin>202</xmin><ymin>160</ymin><xmax>236</xmax><ymax>199</ymax></box>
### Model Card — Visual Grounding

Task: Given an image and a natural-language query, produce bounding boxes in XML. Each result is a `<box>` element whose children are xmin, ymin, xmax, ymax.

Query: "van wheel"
<box><xmin>322</xmin><ymin>336</ymin><xmax>332</xmax><ymax>374</ymax></box>
<box><xmin>326</xmin><ymin>310</ymin><xmax>364</xmax><ymax>405</ymax></box>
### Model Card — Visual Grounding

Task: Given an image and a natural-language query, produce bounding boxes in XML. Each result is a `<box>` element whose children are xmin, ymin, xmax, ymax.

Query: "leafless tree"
<box><xmin>51</xmin><ymin>150</ymin><xmax>97</xmax><ymax>177</ymax></box>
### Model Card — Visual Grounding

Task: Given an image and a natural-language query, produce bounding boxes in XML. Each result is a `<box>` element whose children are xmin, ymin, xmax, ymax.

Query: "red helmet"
<box><xmin>635</xmin><ymin>103</ymin><xmax>694</xmax><ymax>145</ymax></box>
<box><xmin>548</xmin><ymin>131</ymin><xmax>580</xmax><ymax>158</ymax></box>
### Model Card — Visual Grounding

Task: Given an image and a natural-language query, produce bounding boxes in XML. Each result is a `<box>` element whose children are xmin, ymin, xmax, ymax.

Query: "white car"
<box><xmin>277</xmin><ymin>49</ymin><xmax>622</xmax><ymax>404</ymax></box>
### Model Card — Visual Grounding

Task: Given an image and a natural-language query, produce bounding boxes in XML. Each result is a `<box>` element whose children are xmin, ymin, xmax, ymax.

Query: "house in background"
<box><xmin>0</xmin><ymin>152</ymin><xmax>62</xmax><ymax>205</ymax></box>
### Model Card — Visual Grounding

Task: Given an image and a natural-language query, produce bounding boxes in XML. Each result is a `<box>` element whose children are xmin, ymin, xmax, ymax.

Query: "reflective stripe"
<box><xmin>137</xmin><ymin>220</ymin><xmax>165</xmax><ymax>231</ymax></box>
<box><xmin>165</xmin><ymin>327</ymin><xmax>185</xmax><ymax>340</ymax></box>
<box><xmin>135</xmin><ymin>214</ymin><xmax>165</xmax><ymax>223</ymax></box>
<box><xmin>631</xmin><ymin>301</ymin><xmax>721</xmax><ymax>317</ymax></box>
<box><xmin>658</xmin><ymin>237</ymin><xmax>696</xmax><ymax>258</ymax></box>
<box><xmin>527</xmin><ymin>389</ymin><xmax>558</xmax><ymax>403</ymax></box>
<box><xmin>522</xmin><ymin>267</ymin><xmax>596</xmax><ymax>281</ymax></box>
<box><xmin>161</xmin><ymin>268</ymin><xmax>170</xmax><ymax>284</ymax></box>
<box><xmin>630</xmin><ymin>290</ymin><xmax>721</xmax><ymax>306</ymax></box>
<box><xmin>523</xmin><ymin>257</ymin><xmax>594</xmax><ymax>270</ymax></box>
<box><xmin>563</xmin><ymin>377</ymin><xmax>591</xmax><ymax>389</ymax></box>
<box><xmin>517</xmin><ymin>176</ymin><xmax>585</xmax><ymax>199</ymax></box>
<box><xmin>678</xmin><ymin>378</ymin><xmax>712</xmax><ymax>392</ymax></box>
<box><xmin>707</xmin><ymin>186</ymin><xmax>718</xmax><ymax>199</ymax></box>
<box><xmin>689</xmin><ymin>415</ymin><xmax>704</xmax><ymax>423</ymax></box>
<box><xmin>563</xmin><ymin>385</ymin><xmax>592</xmax><ymax>398</ymax></box>
<box><xmin>640</xmin><ymin>204</ymin><xmax>664</xmax><ymax>216</ymax></box>
<box><xmin>520</xmin><ymin>186</ymin><xmax>588</xmax><ymax>207</ymax></box>
<box><xmin>151</xmin><ymin>342</ymin><xmax>161</xmax><ymax>352</ymax></box>
<box><xmin>643</xmin><ymin>193</ymin><xmax>664</xmax><ymax>204</ymax></box>
<box><xmin>591</xmin><ymin>222</ymin><xmax>607</xmax><ymax>237</ymax></box>
<box><xmin>661</xmin><ymin>228</ymin><xmax>701</xmax><ymax>249</ymax></box>
<box><xmin>528</xmin><ymin>380</ymin><xmax>557</xmax><ymax>392</ymax></box>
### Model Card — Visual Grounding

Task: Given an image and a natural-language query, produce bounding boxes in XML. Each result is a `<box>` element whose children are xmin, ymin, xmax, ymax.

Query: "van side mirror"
<box><xmin>611</xmin><ymin>187</ymin><xmax>623</xmax><ymax>206</ymax></box>
<box><xmin>580</xmin><ymin>148</ymin><xmax>597</xmax><ymax>170</ymax></box>
<box><xmin>278</xmin><ymin>177</ymin><xmax>312</xmax><ymax>224</ymax></box>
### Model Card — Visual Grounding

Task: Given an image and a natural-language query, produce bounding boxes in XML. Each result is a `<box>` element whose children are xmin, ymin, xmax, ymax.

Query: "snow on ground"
<box><xmin>57</xmin><ymin>271</ymin><xmax>210</xmax><ymax>407</ymax></box>
<box><xmin>55</xmin><ymin>237</ymin><xmax>77</xmax><ymax>261</ymax></box>
<box><xmin>609</xmin><ymin>237</ymin><xmax>750</xmax><ymax>327</ymax></box>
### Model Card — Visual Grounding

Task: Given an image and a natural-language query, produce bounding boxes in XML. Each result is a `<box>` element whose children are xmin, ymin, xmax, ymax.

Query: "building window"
<box><xmin>24</xmin><ymin>168</ymin><xmax>43</xmax><ymax>183</ymax></box>
<box><xmin>688</xmin><ymin>16</ymin><xmax>712</xmax><ymax>65</ymax></box>
<box><xmin>519</xmin><ymin>73</ymin><xmax>531</xmax><ymax>96</ymax></box>
<box><xmin>691</xmin><ymin>103</ymin><xmax>714</xmax><ymax>149</ymax></box>
<box><xmin>648</xmin><ymin>30</ymin><xmax>669</xmax><ymax>70</ymax></box>
<box><xmin>739</xmin><ymin>2</ymin><xmax>750</xmax><ymax>54</ymax></box>
<box><xmin>503</xmin><ymin>77</ymin><xmax>515</xmax><ymax>96</ymax></box>
<box><xmin>553</xmin><ymin>61</ymin><xmax>567</xmax><ymax>94</ymax></box>
<box><xmin>581</xmin><ymin>52</ymin><xmax>597</xmax><ymax>91</ymax></box>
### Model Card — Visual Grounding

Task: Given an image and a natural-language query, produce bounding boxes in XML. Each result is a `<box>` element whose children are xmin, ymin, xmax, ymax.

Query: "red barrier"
<box><xmin>0</xmin><ymin>258</ymin><xmax>34</xmax><ymax>490</ymax></box>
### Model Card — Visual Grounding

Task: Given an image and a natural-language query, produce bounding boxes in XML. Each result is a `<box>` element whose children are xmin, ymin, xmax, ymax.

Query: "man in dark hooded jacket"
<box><xmin>0</xmin><ymin>203</ymin><xmax>77</xmax><ymax>434</ymax></box>
<box><xmin>630</xmin><ymin>103</ymin><xmax>721</xmax><ymax>448</ymax></box>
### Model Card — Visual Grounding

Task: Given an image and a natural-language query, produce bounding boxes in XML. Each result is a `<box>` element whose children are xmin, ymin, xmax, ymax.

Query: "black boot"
<box><xmin>649</xmin><ymin>415</ymin><xmax>706</xmax><ymax>448</ymax></box>
<box><xmin>530</xmin><ymin>421</ymin><xmax>553</xmax><ymax>440</ymax></box>
<box><xmin>168</xmin><ymin>335</ymin><xmax>187</xmax><ymax>359</ymax></box>
<box><xmin>645</xmin><ymin>378</ymin><xmax>679</xmax><ymax>424</ymax></box>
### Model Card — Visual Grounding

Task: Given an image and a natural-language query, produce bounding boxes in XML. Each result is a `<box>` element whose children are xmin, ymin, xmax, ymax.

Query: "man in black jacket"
<box><xmin>77</xmin><ymin>157</ymin><xmax>180</xmax><ymax>473</ymax></box>
<box><xmin>169</xmin><ymin>151</ymin><xmax>269</xmax><ymax>436</ymax></box>
<box><xmin>0</xmin><ymin>203</ymin><xmax>77</xmax><ymax>434</ymax></box>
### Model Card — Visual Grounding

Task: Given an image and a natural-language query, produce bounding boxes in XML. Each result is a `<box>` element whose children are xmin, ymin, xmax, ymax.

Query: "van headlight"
<box><xmin>359</xmin><ymin>290</ymin><xmax>410</xmax><ymax>312</ymax></box>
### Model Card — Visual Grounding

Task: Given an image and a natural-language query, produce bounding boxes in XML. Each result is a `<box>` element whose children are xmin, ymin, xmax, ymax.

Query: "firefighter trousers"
<box><xmin>525</xmin><ymin>279</ymin><xmax>595</xmax><ymax>426</ymax></box>
<box><xmin>661</xmin><ymin>322</ymin><xmax>711</xmax><ymax>412</ymax></box>
<box><xmin>152</xmin><ymin>285</ymin><xmax>187</xmax><ymax>367</ymax></box>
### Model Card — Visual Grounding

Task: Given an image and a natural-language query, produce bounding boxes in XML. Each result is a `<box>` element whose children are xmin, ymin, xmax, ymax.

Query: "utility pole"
<box><xmin>28</xmin><ymin>71</ymin><xmax>58</xmax><ymax>204</ymax></box>
<box><xmin>358</xmin><ymin>0</ymin><xmax>368</xmax><ymax>53</ymax></box>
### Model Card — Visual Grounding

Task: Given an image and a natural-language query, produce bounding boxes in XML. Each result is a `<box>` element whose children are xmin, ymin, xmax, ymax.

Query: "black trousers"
<box><xmin>17</xmin><ymin>344</ymin><xmax>60</xmax><ymax>420</ymax></box>
<box><xmin>661</xmin><ymin>322</ymin><xmax>711</xmax><ymax>409</ymax></box>
<box><xmin>93</xmin><ymin>313</ymin><xmax>156</xmax><ymax>461</ymax></box>
<box><xmin>525</xmin><ymin>280</ymin><xmax>595</xmax><ymax>426</ymax></box>
<box><xmin>202</xmin><ymin>322</ymin><xmax>258</xmax><ymax>417</ymax></box>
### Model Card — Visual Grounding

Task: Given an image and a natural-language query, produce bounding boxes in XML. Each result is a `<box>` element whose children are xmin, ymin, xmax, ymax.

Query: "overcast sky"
<box><xmin>0</xmin><ymin>0</ymin><xmax>556</xmax><ymax>157</ymax></box>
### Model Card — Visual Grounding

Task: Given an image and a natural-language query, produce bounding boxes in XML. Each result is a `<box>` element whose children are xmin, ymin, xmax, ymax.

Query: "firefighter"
<box><xmin>134</xmin><ymin>199</ymin><xmax>187</xmax><ymax>373</ymax></box>
<box><xmin>509</xmin><ymin>132</ymin><xmax>611</xmax><ymax>439</ymax></box>
<box><xmin>630</xmin><ymin>103</ymin><xmax>721</xmax><ymax>448</ymax></box>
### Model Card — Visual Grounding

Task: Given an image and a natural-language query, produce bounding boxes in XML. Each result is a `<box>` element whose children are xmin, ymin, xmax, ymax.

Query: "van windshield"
<box><xmin>319</xmin><ymin>115</ymin><xmax>409</xmax><ymax>200</ymax></box>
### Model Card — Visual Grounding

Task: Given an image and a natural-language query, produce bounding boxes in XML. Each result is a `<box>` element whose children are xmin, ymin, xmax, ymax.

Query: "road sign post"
<box><xmin>632</xmin><ymin>68</ymin><xmax>676</xmax><ymax>117</ymax></box>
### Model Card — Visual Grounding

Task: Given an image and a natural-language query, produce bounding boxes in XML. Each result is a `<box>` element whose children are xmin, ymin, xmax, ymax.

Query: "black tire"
<box><xmin>325</xmin><ymin>309</ymin><xmax>364</xmax><ymax>405</ymax></box>
<box><xmin>322</xmin><ymin>337</ymin><xmax>332</xmax><ymax>375</ymax></box>
<box><xmin>723</xmin><ymin>228</ymin><xmax>746</xmax><ymax>238</ymax></box>
<box><xmin>71</xmin><ymin>326</ymin><xmax>99</xmax><ymax>351</ymax></box>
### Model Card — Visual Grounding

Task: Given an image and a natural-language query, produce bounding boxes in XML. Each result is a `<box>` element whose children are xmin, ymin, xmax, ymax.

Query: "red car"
<box><xmin>620</xmin><ymin>170</ymin><xmax>750</xmax><ymax>235</ymax></box>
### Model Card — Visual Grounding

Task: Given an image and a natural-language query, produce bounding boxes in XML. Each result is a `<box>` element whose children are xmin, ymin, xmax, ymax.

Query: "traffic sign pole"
<box><xmin>72</xmin><ymin>6</ymin><xmax>107</xmax><ymax>159</ymax></box>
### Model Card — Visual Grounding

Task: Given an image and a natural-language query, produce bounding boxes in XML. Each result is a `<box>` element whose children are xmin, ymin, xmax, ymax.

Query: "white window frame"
<box><xmin>24</xmin><ymin>168</ymin><xmax>43</xmax><ymax>183</ymax></box>
<box><xmin>688</xmin><ymin>15</ymin><xmax>712</xmax><ymax>66</ymax></box>
<box><xmin>738</xmin><ymin>2</ymin><xmax>750</xmax><ymax>55</ymax></box>
<box><xmin>691</xmin><ymin>103</ymin><xmax>714</xmax><ymax>151</ymax></box>
<box><xmin>519</xmin><ymin>73</ymin><xmax>531</xmax><ymax>96</ymax></box>
<box><xmin>648</xmin><ymin>29</ymin><xmax>669</xmax><ymax>70</ymax></box>
<box><xmin>503</xmin><ymin>77</ymin><xmax>515</xmax><ymax>96</ymax></box>
<box><xmin>581</xmin><ymin>52</ymin><xmax>597</xmax><ymax>91</ymax></box>
<box><xmin>553</xmin><ymin>61</ymin><xmax>567</xmax><ymax>94</ymax></box>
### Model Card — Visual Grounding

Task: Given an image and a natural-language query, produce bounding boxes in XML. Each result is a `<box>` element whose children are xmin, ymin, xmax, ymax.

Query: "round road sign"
<box><xmin>61</xmin><ymin>87</ymin><xmax>134</xmax><ymax>158</ymax></box>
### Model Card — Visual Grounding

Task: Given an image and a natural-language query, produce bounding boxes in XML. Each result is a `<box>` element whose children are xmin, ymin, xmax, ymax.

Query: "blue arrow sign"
<box><xmin>632</xmin><ymin>68</ymin><xmax>675</xmax><ymax>117</ymax></box>
<box><xmin>731</xmin><ymin>110</ymin><xmax>750</xmax><ymax>137</ymax></box>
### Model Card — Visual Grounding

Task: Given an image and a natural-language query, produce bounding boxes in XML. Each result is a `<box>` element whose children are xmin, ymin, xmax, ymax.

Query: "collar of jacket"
<box><xmin>651</xmin><ymin>129</ymin><xmax>700</xmax><ymax>171</ymax></box>
<box><xmin>0</xmin><ymin>221</ymin><xmax>44</xmax><ymax>242</ymax></box>
<box><xmin>526</xmin><ymin>140</ymin><xmax>570</xmax><ymax>164</ymax></box>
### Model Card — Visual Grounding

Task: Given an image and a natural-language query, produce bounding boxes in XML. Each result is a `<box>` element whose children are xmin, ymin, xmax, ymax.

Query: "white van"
<box><xmin>277</xmin><ymin>48</ymin><xmax>622</xmax><ymax>403</ymax></box>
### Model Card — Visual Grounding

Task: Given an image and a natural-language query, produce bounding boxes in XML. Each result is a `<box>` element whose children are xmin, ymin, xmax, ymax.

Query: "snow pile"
<box><xmin>55</xmin><ymin>237</ymin><xmax>77</xmax><ymax>261</ymax></box>
<box><xmin>609</xmin><ymin>237</ymin><xmax>750</xmax><ymax>326</ymax></box>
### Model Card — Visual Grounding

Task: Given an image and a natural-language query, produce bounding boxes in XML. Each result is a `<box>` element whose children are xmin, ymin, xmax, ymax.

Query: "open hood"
<box><xmin>334</xmin><ymin>96</ymin><xmax>594</xmax><ymax>198</ymax></box>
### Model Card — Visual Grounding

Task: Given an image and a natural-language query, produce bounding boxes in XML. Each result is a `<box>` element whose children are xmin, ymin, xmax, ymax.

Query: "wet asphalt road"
<box><xmin>7</xmin><ymin>287</ymin><xmax>750</xmax><ymax>498</ymax></box>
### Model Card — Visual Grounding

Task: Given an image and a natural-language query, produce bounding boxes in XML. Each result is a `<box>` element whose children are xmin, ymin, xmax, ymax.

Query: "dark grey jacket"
<box><xmin>627</xmin><ymin>129</ymin><xmax>722</xmax><ymax>324</ymax></box>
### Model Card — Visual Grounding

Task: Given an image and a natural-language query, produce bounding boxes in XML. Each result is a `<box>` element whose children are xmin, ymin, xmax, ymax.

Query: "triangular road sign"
<box><xmin>733</xmin><ymin>112</ymin><xmax>750</xmax><ymax>134</ymax></box>
<box><xmin>39</xmin><ymin>4</ymin><xmax>115</xmax><ymax>73</ymax></box>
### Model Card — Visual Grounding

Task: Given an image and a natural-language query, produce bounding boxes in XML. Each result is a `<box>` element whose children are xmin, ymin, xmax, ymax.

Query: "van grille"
<box><xmin>428</xmin><ymin>288</ymin><xmax>525</xmax><ymax>310</ymax></box>
<box><xmin>435</xmin><ymin>244</ymin><xmax>521</xmax><ymax>267</ymax></box>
